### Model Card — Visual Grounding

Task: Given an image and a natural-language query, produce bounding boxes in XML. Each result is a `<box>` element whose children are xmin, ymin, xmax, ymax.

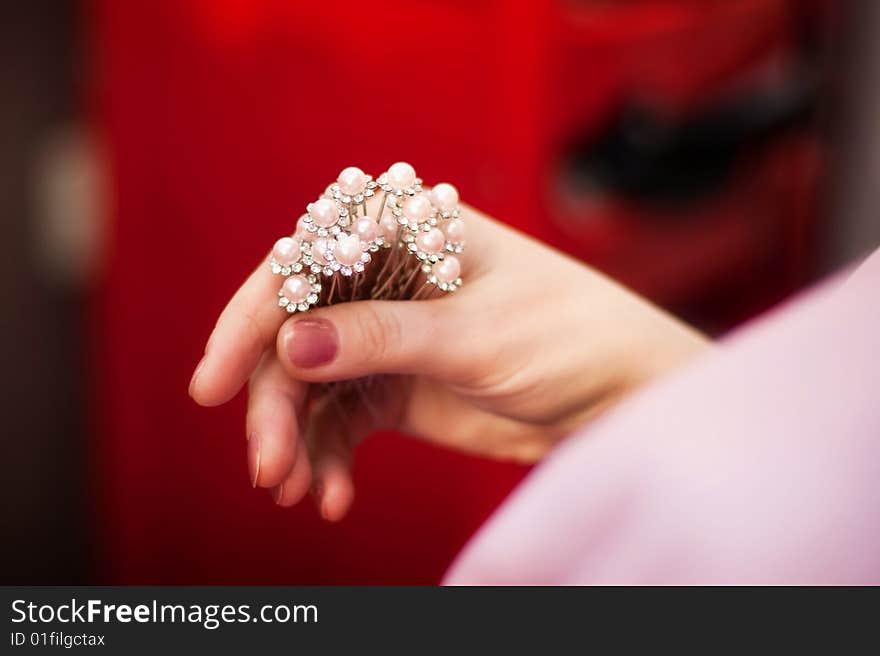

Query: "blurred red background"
<box><xmin>84</xmin><ymin>0</ymin><xmax>829</xmax><ymax>583</ymax></box>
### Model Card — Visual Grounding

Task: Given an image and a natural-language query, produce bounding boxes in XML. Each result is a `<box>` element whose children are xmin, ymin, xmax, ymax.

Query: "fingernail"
<box><xmin>272</xmin><ymin>483</ymin><xmax>284</xmax><ymax>505</ymax></box>
<box><xmin>286</xmin><ymin>318</ymin><xmax>339</xmax><ymax>368</ymax></box>
<box><xmin>188</xmin><ymin>356</ymin><xmax>206</xmax><ymax>397</ymax></box>
<box><xmin>248</xmin><ymin>433</ymin><xmax>261</xmax><ymax>488</ymax></box>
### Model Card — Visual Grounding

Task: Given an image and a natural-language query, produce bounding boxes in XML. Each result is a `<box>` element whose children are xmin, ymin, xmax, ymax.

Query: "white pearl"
<box><xmin>416</xmin><ymin>228</ymin><xmax>445</xmax><ymax>254</ymax></box>
<box><xmin>434</xmin><ymin>256</ymin><xmax>461</xmax><ymax>283</ymax></box>
<box><xmin>337</xmin><ymin>166</ymin><xmax>367</xmax><ymax>196</ymax></box>
<box><xmin>334</xmin><ymin>234</ymin><xmax>363</xmax><ymax>266</ymax></box>
<box><xmin>310</xmin><ymin>198</ymin><xmax>339</xmax><ymax>228</ymax></box>
<box><xmin>431</xmin><ymin>183</ymin><xmax>459</xmax><ymax>210</ymax></box>
<box><xmin>272</xmin><ymin>237</ymin><xmax>301</xmax><ymax>265</ymax></box>
<box><xmin>443</xmin><ymin>218</ymin><xmax>465</xmax><ymax>243</ymax></box>
<box><xmin>387</xmin><ymin>161</ymin><xmax>416</xmax><ymax>190</ymax></box>
<box><xmin>283</xmin><ymin>275</ymin><xmax>311</xmax><ymax>304</ymax></box>
<box><xmin>403</xmin><ymin>195</ymin><xmax>432</xmax><ymax>223</ymax></box>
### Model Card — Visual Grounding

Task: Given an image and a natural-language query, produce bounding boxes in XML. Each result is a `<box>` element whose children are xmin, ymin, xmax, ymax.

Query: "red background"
<box><xmin>89</xmin><ymin>0</ymin><xmax>824</xmax><ymax>583</ymax></box>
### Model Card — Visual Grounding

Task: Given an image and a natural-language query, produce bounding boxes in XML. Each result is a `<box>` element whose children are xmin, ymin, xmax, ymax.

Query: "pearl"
<box><xmin>272</xmin><ymin>237</ymin><xmax>301</xmax><ymax>265</ymax></box>
<box><xmin>434</xmin><ymin>255</ymin><xmax>461</xmax><ymax>283</ymax></box>
<box><xmin>354</xmin><ymin>217</ymin><xmax>379</xmax><ymax>243</ymax></box>
<box><xmin>312</xmin><ymin>237</ymin><xmax>330</xmax><ymax>265</ymax></box>
<box><xmin>442</xmin><ymin>218</ymin><xmax>465</xmax><ymax>243</ymax></box>
<box><xmin>294</xmin><ymin>214</ymin><xmax>309</xmax><ymax>239</ymax></box>
<box><xmin>333</xmin><ymin>233</ymin><xmax>363</xmax><ymax>266</ymax></box>
<box><xmin>431</xmin><ymin>183</ymin><xmax>459</xmax><ymax>210</ymax></box>
<box><xmin>403</xmin><ymin>195</ymin><xmax>432</xmax><ymax>223</ymax></box>
<box><xmin>337</xmin><ymin>166</ymin><xmax>367</xmax><ymax>196</ymax></box>
<box><xmin>387</xmin><ymin>161</ymin><xmax>416</xmax><ymax>190</ymax></box>
<box><xmin>379</xmin><ymin>214</ymin><xmax>398</xmax><ymax>242</ymax></box>
<box><xmin>282</xmin><ymin>275</ymin><xmax>311</xmax><ymax>304</ymax></box>
<box><xmin>310</xmin><ymin>198</ymin><xmax>339</xmax><ymax>228</ymax></box>
<box><xmin>416</xmin><ymin>227</ymin><xmax>445</xmax><ymax>254</ymax></box>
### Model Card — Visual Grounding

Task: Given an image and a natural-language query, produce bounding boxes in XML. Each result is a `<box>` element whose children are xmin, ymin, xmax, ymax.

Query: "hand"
<box><xmin>189</xmin><ymin>204</ymin><xmax>709</xmax><ymax>520</ymax></box>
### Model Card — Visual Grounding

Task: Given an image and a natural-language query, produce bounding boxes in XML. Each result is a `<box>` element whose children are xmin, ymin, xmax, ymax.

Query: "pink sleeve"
<box><xmin>445</xmin><ymin>250</ymin><xmax>880</xmax><ymax>585</ymax></box>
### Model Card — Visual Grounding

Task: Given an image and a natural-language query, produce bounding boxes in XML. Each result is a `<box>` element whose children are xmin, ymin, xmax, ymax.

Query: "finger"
<box><xmin>276</xmin><ymin>299</ymin><xmax>463</xmax><ymax>383</ymax></box>
<box><xmin>190</xmin><ymin>255</ymin><xmax>288</xmax><ymax>406</ymax></box>
<box><xmin>245</xmin><ymin>354</ymin><xmax>308</xmax><ymax>488</ymax></box>
<box><xmin>270</xmin><ymin>435</ymin><xmax>313</xmax><ymax>507</ymax></box>
<box><xmin>304</xmin><ymin>390</ymin><xmax>374</xmax><ymax>521</ymax></box>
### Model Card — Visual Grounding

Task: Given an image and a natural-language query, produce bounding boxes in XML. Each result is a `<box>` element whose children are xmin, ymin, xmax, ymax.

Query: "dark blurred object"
<box><xmin>564</xmin><ymin>74</ymin><xmax>816</xmax><ymax>208</ymax></box>
<box><xmin>824</xmin><ymin>0</ymin><xmax>880</xmax><ymax>269</ymax></box>
<box><xmin>0</xmin><ymin>1</ymin><xmax>87</xmax><ymax>583</ymax></box>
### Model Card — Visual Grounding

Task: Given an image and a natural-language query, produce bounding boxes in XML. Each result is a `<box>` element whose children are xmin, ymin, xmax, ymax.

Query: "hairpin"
<box><xmin>269</xmin><ymin>162</ymin><xmax>464</xmax><ymax>312</ymax></box>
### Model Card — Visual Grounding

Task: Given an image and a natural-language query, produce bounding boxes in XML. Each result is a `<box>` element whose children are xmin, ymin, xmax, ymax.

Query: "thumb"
<box><xmin>276</xmin><ymin>299</ymin><xmax>457</xmax><ymax>382</ymax></box>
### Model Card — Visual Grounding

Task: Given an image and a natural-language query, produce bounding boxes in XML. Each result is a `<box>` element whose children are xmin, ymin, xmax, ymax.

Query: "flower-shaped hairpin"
<box><xmin>267</xmin><ymin>162</ymin><xmax>464</xmax><ymax>309</ymax></box>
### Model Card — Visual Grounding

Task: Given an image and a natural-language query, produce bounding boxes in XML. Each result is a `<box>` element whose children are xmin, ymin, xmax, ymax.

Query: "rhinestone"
<box><xmin>279</xmin><ymin>297</ymin><xmax>289</xmax><ymax>306</ymax></box>
<box><xmin>306</xmin><ymin>294</ymin><xmax>318</xmax><ymax>304</ymax></box>
<box><xmin>286</xmin><ymin>304</ymin><xmax>296</xmax><ymax>313</ymax></box>
<box><xmin>271</xmin><ymin>263</ymin><xmax>281</xmax><ymax>274</ymax></box>
<box><xmin>298</xmin><ymin>303</ymin><xmax>309</xmax><ymax>311</ymax></box>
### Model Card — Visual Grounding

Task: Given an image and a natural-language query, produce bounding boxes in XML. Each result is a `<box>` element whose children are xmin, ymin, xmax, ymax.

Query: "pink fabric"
<box><xmin>446</xmin><ymin>250</ymin><xmax>880</xmax><ymax>585</ymax></box>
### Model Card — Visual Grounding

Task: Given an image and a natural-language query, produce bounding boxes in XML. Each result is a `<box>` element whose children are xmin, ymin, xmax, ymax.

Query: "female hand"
<box><xmin>189</xmin><ymin>204</ymin><xmax>709</xmax><ymax>520</ymax></box>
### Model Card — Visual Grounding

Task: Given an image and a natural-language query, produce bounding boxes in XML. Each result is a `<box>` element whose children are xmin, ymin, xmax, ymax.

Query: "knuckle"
<box><xmin>226</xmin><ymin>300</ymin><xmax>270</xmax><ymax>353</ymax></box>
<box><xmin>354</xmin><ymin>303</ymin><xmax>401</xmax><ymax>366</ymax></box>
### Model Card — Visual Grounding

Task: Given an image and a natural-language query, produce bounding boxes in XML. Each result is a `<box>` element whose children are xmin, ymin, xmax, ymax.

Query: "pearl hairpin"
<box><xmin>268</xmin><ymin>162</ymin><xmax>464</xmax><ymax>311</ymax></box>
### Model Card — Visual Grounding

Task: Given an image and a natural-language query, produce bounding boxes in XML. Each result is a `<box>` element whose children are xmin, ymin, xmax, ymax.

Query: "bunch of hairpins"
<box><xmin>268</xmin><ymin>162</ymin><xmax>465</xmax><ymax>314</ymax></box>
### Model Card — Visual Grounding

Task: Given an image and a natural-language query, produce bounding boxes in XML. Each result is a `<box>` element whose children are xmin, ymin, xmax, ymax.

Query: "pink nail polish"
<box><xmin>286</xmin><ymin>318</ymin><xmax>339</xmax><ymax>368</ymax></box>
<box><xmin>248</xmin><ymin>433</ymin><xmax>261</xmax><ymax>488</ymax></box>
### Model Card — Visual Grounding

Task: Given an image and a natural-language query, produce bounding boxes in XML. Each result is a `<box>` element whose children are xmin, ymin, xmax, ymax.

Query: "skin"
<box><xmin>189</xmin><ymin>204</ymin><xmax>710</xmax><ymax>521</ymax></box>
